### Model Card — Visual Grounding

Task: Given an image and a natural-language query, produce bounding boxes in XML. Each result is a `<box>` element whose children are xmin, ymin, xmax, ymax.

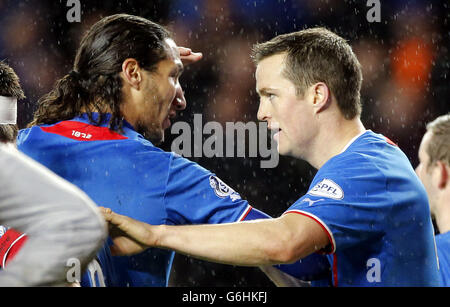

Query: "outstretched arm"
<box><xmin>101</xmin><ymin>207</ymin><xmax>329</xmax><ymax>267</ymax></box>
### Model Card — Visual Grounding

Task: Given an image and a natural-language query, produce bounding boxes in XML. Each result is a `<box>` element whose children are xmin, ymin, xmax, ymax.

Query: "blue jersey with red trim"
<box><xmin>284</xmin><ymin>130</ymin><xmax>440</xmax><ymax>287</ymax></box>
<box><xmin>17</xmin><ymin>113</ymin><xmax>267</xmax><ymax>287</ymax></box>
<box><xmin>436</xmin><ymin>232</ymin><xmax>450</xmax><ymax>286</ymax></box>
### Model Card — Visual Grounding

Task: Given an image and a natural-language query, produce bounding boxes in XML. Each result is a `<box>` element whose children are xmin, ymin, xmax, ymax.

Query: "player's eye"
<box><xmin>169</xmin><ymin>69</ymin><xmax>180</xmax><ymax>79</ymax></box>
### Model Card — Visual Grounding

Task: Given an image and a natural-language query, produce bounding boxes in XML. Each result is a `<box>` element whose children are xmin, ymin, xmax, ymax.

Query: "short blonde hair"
<box><xmin>426</xmin><ymin>113</ymin><xmax>450</xmax><ymax>168</ymax></box>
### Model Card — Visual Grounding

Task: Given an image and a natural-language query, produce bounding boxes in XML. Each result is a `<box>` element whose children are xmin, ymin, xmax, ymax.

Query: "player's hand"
<box><xmin>178</xmin><ymin>47</ymin><xmax>203</xmax><ymax>65</ymax></box>
<box><xmin>99</xmin><ymin>207</ymin><xmax>157</xmax><ymax>256</ymax></box>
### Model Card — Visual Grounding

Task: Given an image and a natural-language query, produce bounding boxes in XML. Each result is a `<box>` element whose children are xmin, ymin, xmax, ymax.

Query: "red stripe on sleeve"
<box><xmin>239</xmin><ymin>206</ymin><xmax>253</xmax><ymax>221</ymax></box>
<box><xmin>384</xmin><ymin>136</ymin><xmax>398</xmax><ymax>147</ymax></box>
<box><xmin>332</xmin><ymin>254</ymin><xmax>338</xmax><ymax>287</ymax></box>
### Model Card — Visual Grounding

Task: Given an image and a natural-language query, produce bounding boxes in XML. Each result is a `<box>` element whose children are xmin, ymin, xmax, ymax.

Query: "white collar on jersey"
<box><xmin>0</xmin><ymin>96</ymin><xmax>17</xmax><ymax>124</ymax></box>
<box><xmin>339</xmin><ymin>129</ymin><xmax>368</xmax><ymax>154</ymax></box>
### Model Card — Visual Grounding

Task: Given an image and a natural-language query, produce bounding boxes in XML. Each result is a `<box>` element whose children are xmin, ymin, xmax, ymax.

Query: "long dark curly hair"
<box><xmin>29</xmin><ymin>14</ymin><xmax>170</xmax><ymax>131</ymax></box>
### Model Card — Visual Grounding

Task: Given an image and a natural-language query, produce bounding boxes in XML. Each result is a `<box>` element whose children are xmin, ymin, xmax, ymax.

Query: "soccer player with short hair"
<box><xmin>17</xmin><ymin>14</ymin><xmax>295</xmax><ymax>287</ymax></box>
<box><xmin>416</xmin><ymin>114</ymin><xmax>450</xmax><ymax>286</ymax></box>
<box><xmin>0</xmin><ymin>62</ymin><xmax>107</xmax><ymax>286</ymax></box>
<box><xmin>101</xmin><ymin>27</ymin><xmax>441</xmax><ymax>286</ymax></box>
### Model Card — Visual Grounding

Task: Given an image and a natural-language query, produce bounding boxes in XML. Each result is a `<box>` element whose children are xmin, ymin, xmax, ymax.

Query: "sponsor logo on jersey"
<box><xmin>308</xmin><ymin>179</ymin><xmax>344</xmax><ymax>200</ymax></box>
<box><xmin>209</xmin><ymin>176</ymin><xmax>241</xmax><ymax>202</ymax></box>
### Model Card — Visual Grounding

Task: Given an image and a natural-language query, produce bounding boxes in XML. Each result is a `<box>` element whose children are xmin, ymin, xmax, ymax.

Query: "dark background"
<box><xmin>1</xmin><ymin>0</ymin><xmax>449</xmax><ymax>286</ymax></box>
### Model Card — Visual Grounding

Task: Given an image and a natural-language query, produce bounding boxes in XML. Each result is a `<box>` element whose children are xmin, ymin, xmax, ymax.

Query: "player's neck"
<box><xmin>309</xmin><ymin>117</ymin><xmax>366</xmax><ymax>169</ymax></box>
<box><xmin>435</xmin><ymin>191</ymin><xmax>450</xmax><ymax>234</ymax></box>
<box><xmin>80</xmin><ymin>104</ymin><xmax>113</xmax><ymax>114</ymax></box>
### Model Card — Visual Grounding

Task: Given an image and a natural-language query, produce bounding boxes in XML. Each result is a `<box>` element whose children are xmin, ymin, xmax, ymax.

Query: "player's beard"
<box><xmin>134</xmin><ymin>82</ymin><xmax>170</xmax><ymax>145</ymax></box>
<box><xmin>136</xmin><ymin>121</ymin><xmax>164</xmax><ymax>145</ymax></box>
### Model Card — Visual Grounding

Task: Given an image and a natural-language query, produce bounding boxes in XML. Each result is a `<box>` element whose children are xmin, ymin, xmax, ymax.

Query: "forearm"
<box><xmin>154</xmin><ymin>218</ymin><xmax>308</xmax><ymax>266</ymax></box>
<box><xmin>104</xmin><ymin>204</ymin><xmax>329</xmax><ymax>268</ymax></box>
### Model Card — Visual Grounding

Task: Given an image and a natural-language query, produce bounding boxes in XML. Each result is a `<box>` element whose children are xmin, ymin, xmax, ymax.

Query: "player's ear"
<box><xmin>312</xmin><ymin>82</ymin><xmax>331</xmax><ymax>115</ymax></box>
<box><xmin>436</xmin><ymin>161</ymin><xmax>449</xmax><ymax>189</ymax></box>
<box><xmin>121</xmin><ymin>58</ymin><xmax>142</xmax><ymax>90</ymax></box>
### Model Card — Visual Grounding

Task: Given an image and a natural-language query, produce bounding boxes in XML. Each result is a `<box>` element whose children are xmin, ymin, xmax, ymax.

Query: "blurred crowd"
<box><xmin>0</xmin><ymin>0</ymin><xmax>449</xmax><ymax>286</ymax></box>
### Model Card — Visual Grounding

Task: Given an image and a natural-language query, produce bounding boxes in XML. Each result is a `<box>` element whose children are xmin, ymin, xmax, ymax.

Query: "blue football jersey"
<box><xmin>80</xmin><ymin>239</ymin><xmax>120</xmax><ymax>287</ymax></box>
<box><xmin>436</xmin><ymin>232</ymin><xmax>450</xmax><ymax>286</ymax></box>
<box><xmin>17</xmin><ymin>113</ymin><xmax>268</xmax><ymax>287</ymax></box>
<box><xmin>284</xmin><ymin>130</ymin><xmax>440</xmax><ymax>286</ymax></box>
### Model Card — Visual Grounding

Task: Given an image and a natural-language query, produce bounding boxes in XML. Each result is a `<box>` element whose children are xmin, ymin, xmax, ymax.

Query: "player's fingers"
<box><xmin>98</xmin><ymin>208</ymin><xmax>153</xmax><ymax>247</ymax></box>
<box><xmin>98</xmin><ymin>206</ymin><xmax>112</xmax><ymax>214</ymax></box>
<box><xmin>180</xmin><ymin>52</ymin><xmax>203</xmax><ymax>65</ymax></box>
<box><xmin>99</xmin><ymin>207</ymin><xmax>126</xmax><ymax>228</ymax></box>
<box><xmin>98</xmin><ymin>207</ymin><xmax>113</xmax><ymax>221</ymax></box>
<box><xmin>101</xmin><ymin>209</ymin><xmax>140</xmax><ymax>237</ymax></box>
<box><xmin>178</xmin><ymin>46</ymin><xmax>192</xmax><ymax>56</ymax></box>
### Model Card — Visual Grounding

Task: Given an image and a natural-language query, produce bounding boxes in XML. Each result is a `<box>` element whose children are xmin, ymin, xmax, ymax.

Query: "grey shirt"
<box><xmin>0</xmin><ymin>144</ymin><xmax>107</xmax><ymax>286</ymax></box>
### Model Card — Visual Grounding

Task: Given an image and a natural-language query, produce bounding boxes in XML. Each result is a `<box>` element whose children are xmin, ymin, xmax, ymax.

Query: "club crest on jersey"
<box><xmin>308</xmin><ymin>179</ymin><xmax>344</xmax><ymax>200</ymax></box>
<box><xmin>209</xmin><ymin>176</ymin><xmax>241</xmax><ymax>202</ymax></box>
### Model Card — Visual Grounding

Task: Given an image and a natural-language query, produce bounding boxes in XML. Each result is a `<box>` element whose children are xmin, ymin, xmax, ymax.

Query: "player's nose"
<box><xmin>172</xmin><ymin>83</ymin><xmax>186</xmax><ymax>111</ymax></box>
<box><xmin>257</xmin><ymin>100</ymin><xmax>270</xmax><ymax>122</ymax></box>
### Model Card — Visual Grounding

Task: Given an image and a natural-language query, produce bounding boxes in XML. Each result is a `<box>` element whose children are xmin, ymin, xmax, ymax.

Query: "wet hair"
<box><xmin>29</xmin><ymin>14</ymin><xmax>171</xmax><ymax>130</ymax></box>
<box><xmin>425</xmin><ymin>113</ymin><xmax>450</xmax><ymax>168</ymax></box>
<box><xmin>252</xmin><ymin>27</ymin><xmax>363</xmax><ymax>120</ymax></box>
<box><xmin>0</xmin><ymin>61</ymin><xmax>25</xmax><ymax>143</ymax></box>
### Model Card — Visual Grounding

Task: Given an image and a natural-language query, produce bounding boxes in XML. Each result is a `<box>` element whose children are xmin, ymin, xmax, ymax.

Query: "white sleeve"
<box><xmin>0</xmin><ymin>144</ymin><xmax>107</xmax><ymax>286</ymax></box>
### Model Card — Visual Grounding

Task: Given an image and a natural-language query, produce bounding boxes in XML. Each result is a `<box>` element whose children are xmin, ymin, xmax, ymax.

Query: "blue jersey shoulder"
<box><xmin>286</xmin><ymin>131</ymin><xmax>439</xmax><ymax>286</ymax></box>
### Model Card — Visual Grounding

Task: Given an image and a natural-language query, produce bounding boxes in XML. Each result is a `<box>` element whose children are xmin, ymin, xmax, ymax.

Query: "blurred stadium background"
<box><xmin>0</xmin><ymin>0</ymin><xmax>449</xmax><ymax>286</ymax></box>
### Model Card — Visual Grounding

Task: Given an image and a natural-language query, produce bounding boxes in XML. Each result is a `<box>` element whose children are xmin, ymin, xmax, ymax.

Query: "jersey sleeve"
<box><xmin>0</xmin><ymin>228</ymin><xmax>27</xmax><ymax>269</ymax></box>
<box><xmin>284</xmin><ymin>155</ymin><xmax>390</xmax><ymax>254</ymax></box>
<box><xmin>163</xmin><ymin>154</ymin><xmax>256</xmax><ymax>225</ymax></box>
